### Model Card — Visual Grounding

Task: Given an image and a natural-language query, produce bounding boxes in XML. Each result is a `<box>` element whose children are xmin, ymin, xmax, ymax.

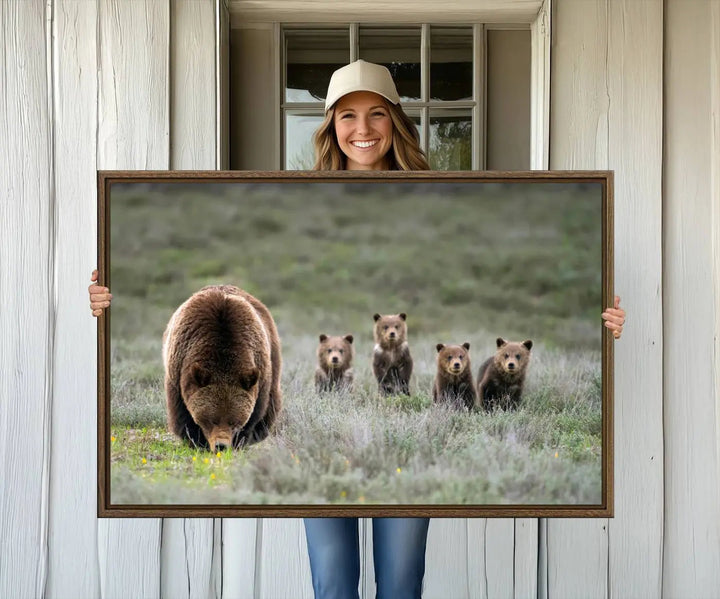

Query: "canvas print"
<box><xmin>98</xmin><ymin>171</ymin><xmax>613</xmax><ymax>517</ymax></box>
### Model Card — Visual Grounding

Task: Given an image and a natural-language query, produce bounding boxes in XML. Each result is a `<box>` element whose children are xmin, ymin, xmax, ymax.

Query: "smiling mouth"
<box><xmin>351</xmin><ymin>139</ymin><xmax>379</xmax><ymax>149</ymax></box>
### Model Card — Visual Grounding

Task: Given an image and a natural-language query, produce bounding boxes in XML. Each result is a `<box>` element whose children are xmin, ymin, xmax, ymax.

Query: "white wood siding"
<box><xmin>47</xmin><ymin>1</ymin><xmax>101</xmax><ymax>596</ymax></box>
<box><xmin>549</xmin><ymin>2</ymin><xmax>665</xmax><ymax>598</ymax></box>
<box><xmin>0</xmin><ymin>1</ymin><xmax>52</xmax><ymax>598</ymax></box>
<box><xmin>1</xmin><ymin>0</ymin><xmax>719</xmax><ymax>597</ymax></box>
<box><xmin>663</xmin><ymin>0</ymin><xmax>720</xmax><ymax>595</ymax></box>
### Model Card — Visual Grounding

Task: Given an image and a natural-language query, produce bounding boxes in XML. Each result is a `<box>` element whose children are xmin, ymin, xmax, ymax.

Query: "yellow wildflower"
<box><xmin>111</xmin><ymin>436</ymin><xmax>116</xmax><ymax>443</ymax></box>
<box><xmin>204</xmin><ymin>457</ymin><xmax>210</xmax><ymax>464</ymax></box>
<box><xmin>192</xmin><ymin>456</ymin><xmax>197</xmax><ymax>462</ymax></box>
<box><xmin>216</xmin><ymin>452</ymin><xmax>222</xmax><ymax>458</ymax></box>
<box><xmin>210</xmin><ymin>473</ymin><xmax>216</xmax><ymax>480</ymax></box>
<box><xmin>141</xmin><ymin>457</ymin><xmax>147</xmax><ymax>464</ymax></box>
<box><xmin>554</xmin><ymin>452</ymin><xmax>559</xmax><ymax>458</ymax></box>
<box><xmin>396</xmin><ymin>467</ymin><xmax>402</xmax><ymax>474</ymax></box>
<box><xmin>340</xmin><ymin>491</ymin><xmax>347</xmax><ymax>498</ymax></box>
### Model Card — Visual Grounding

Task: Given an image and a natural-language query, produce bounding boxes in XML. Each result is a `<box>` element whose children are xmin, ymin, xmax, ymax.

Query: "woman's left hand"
<box><xmin>602</xmin><ymin>295</ymin><xmax>626</xmax><ymax>340</ymax></box>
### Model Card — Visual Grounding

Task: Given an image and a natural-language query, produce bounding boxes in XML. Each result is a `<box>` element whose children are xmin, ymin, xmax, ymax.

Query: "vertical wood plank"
<box><xmin>0</xmin><ymin>1</ymin><xmax>52</xmax><ymax>597</ymax></box>
<box><xmin>424</xmin><ymin>519</ymin><xmax>469</xmax><ymax>599</ymax></box>
<box><xmin>97</xmin><ymin>1</ymin><xmax>170</xmax><ymax>596</ymax></box>
<box><xmin>550</xmin><ymin>1</ymin><xmax>665</xmax><ymax>598</ymax></box>
<box><xmin>606</xmin><ymin>1</ymin><xmax>664</xmax><ymax>597</ymax></box>
<box><xmin>468</xmin><ymin>520</ymin><xmax>515</xmax><ymax>599</ymax></box>
<box><xmin>221</xmin><ymin>519</ymin><xmax>257</xmax><ymax>599</ymax></box>
<box><xmin>513</xmin><ymin>519</ymin><xmax>538</xmax><ymax>599</ymax></box>
<box><xmin>361</xmin><ymin>518</ymin><xmax>373</xmax><ymax>599</ymax></box>
<box><xmin>258</xmin><ymin>518</ymin><xmax>313</xmax><ymax>599</ymax></box>
<box><xmin>548</xmin><ymin>1</ymin><xmax>610</xmax><ymax>595</ymax></box>
<box><xmin>713</xmin><ymin>7</ymin><xmax>720</xmax><ymax>553</ymax></box>
<box><xmin>162</xmin><ymin>2</ymin><xmax>220</xmax><ymax>597</ymax></box>
<box><xmin>550</xmin><ymin>0</ymin><xmax>609</xmax><ymax>167</ymax></box>
<box><xmin>663</xmin><ymin>1</ymin><xmax>720</xmax><ymax>595</ymax></box>
<box><xmin>98</xmin><ymin>520</ymin><xmax>162</xmax><ymax>599</ymax></box>
<box><xmin>97</xmin><ymin>0</ymin><xmax>170</xmax><ymax>169</ymax></box>
<box><xmin>547</xmin><ymin>521</ymin><xmax>608</xmax><ymax>599</ymax></box>
<box><xmin>47</xmin><ymin>0</ymin><xmax>101</xmax><ymax>596</ymax></box>
<box><xmin>161</xmin><ymin>520</ymin><xmax>221</xmax><ymax>599</ymax></box>
<box><xmin>170</xmin><ymin>0</ymin><xmax>216</xmax><ymax>170</ymax></box>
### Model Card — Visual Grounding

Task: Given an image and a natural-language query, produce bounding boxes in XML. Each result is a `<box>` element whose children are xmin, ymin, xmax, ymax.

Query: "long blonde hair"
<box><xmin>312</xmin><ymin>100</ymin><xmax>430</xmax><ymax>171</ymax></box>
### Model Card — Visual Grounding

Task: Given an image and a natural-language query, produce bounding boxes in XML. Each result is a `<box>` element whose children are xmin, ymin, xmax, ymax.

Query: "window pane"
<box><xmin>359</xmin><ymin>27</ymin><xmax>421</xmax><ymax>102</ymax></box>
<box><xmin>429</xmin><ymin>111</ymin><xmax>472</xmax><ymax>170</ymax></box>
<box><xmin>405</xmin><ymin>112</ymin><xmax>423</xmax><ymax>148</ymax></box>
<box><xmin>285</xmin><ymin>30</ymin><xmax>349</xmax><ymax>103</ymax></box>
<box><xmin>430</xmin><ymin>27</ymin><xmax>473</xmax><ymax>101</ymax></box>
<box><xmin>285</xmin><ymin>113</ymin><xmax>324</xmax><ymax>169</ymax></box>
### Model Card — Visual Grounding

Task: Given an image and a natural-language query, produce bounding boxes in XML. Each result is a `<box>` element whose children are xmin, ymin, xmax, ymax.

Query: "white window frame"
<box><xmin>280</xmin><ymin>23</ymin><xmax>486</xmax><ymax>170</ymax></box>
<box><xmin>227</xmin><ymin>0</ymin><xmax>551</xmax><ymax>171</ymax></box>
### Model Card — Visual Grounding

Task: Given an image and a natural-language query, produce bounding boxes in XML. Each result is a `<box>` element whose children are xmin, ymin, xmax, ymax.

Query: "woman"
<box><xmin>88</xmin><ymin>60</ymin><xmax>626</xmax><ymax>598</ymax></box>
<box><xmin>301</xmin><ymin>60</ymin><xmax>432</xmax><ymax>599</ymax></box>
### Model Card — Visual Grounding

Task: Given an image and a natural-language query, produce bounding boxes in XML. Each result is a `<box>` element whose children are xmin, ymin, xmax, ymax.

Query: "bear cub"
<box><xmin>162</xmin><ymin>284</ymin><xmax>282</xmax><ymax>452</ymax></box>
<box><xmin>476</xmin><ymin>337</ymin><xmax>533</xmax><ymax>410</ymax></box>
<box><xmin>372</xmin><ymin>312</ymin><xmax>413</xmax><ymax>395</ymax></box>
<box><xmin>315</xmin><ymin>334</ymin><xmax>354</xmax><ymax>392</ymax></box>
<box><xmin>433</xmin><ymin>342</ymin><xmax>477</xmax><ymax>410</ymax></box>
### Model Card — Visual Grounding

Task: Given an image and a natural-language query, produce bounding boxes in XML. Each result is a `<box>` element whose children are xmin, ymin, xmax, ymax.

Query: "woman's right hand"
<box><xmin>89</xmin><ymin>269</ymin><xmax>112</xmax><ymax>317</ymax></box>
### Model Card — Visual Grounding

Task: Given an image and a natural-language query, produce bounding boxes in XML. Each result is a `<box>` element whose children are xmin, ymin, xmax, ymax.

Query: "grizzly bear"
<box><xmin>162</xmin><ymin>284</ymin><xmax>282</xmax><ymax>452</ymax></box>
<box><xmin>372</xmin><ymin>312</ymin><xmax>413</xmax><ymax>395</ymax></box>
<box><xmin>433</xmin><ymin>342</ymin><xmax>477</xmax><ymax>409</ymax></box>
<box><xmin>315</xmin><ymin>334</ymin><xmax>354</xmax><ymax>392</ymax></box>
<box><xmin>476</xmin><ymin>338</ymin><xmax>533</xmax><ymax>410</ymax></box>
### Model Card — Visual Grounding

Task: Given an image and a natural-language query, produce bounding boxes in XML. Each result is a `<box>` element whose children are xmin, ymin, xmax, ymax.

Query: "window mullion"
<box><xmin>350</xmin><ymin>23</ymin><xmax>358</xmax><ymax>61</ymax></box>
<box><xmin>473</xmin><ymin>23</ymin><xmax>485</xmax><ymax>171</ymax></box>
<box><xmin>421</xmin><ymin>23</ymin><xmax>430</xmax><ymax>155</ymax></box>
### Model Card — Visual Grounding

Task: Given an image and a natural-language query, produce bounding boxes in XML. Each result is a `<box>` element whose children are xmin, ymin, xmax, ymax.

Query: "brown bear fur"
<box><xmin>372</xmin><ymin>312</ymin><xmax>413</xmax><ymax>395</ymax></box>
<box><xmin>433</xmin><ymin>342</ymin><xmax>477</xmax><ymax>409</ymax></box>
<box><xmin>476</xmin><ymin>338</ymin><xmax>532</xmax><ymax>410</ymax></box>
<box><xmin>162</xmin><ymin>284</ymin><xmax>282</xmax><ymax>452</ymax></box>
<box><xmin>315</xmin><ymin>334</ymin><xmax>354</xmax><ymax>392</ymax></box>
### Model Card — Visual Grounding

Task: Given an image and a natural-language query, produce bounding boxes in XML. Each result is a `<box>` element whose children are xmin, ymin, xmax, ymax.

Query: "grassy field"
<box><xmin>109</xmin><ymin>181</ymin><xmax>604</xmax><ymax>505</ymax></box>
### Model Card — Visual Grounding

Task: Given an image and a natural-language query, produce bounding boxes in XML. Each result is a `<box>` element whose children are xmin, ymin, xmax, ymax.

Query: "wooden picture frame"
<box><xmin>97</xmin><ymin>170</ymin><xmax>613</xmax><ymax>518</ymax></box>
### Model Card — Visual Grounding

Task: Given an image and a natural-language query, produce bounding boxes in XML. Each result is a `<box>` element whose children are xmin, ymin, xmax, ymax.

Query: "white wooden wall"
<box><xmin>1</xmin><ymin>0</ymin><xmax>718</xmax><ymax>597</ymax></box>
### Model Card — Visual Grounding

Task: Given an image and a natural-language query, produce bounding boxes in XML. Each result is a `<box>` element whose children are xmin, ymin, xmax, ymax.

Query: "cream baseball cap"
<box><xmin>324</xmin><ymin>60</ymin><xmax>401</xmax><ymax>112</ymax></box>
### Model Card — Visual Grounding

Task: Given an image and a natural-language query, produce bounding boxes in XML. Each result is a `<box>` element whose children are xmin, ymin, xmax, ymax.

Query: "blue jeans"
<box><xmin>303</xmin><ymin>517</ymin><xmax>430</xmax><ymax>599</ymax></box>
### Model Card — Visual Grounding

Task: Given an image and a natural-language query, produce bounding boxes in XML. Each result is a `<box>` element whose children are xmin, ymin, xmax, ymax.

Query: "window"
<box><xmin>282</xmin><ymin>25</ymin><xmax>481</xmax><ymax>170</ymax></box>
<box><xmin>228</xmin><ymin>23</ymin><xmax>531</xmax><ymax>171</ymax></box>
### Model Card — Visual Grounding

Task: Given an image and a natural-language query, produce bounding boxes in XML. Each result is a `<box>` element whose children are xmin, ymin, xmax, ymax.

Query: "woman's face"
<box><xmin>333</xmin><ymin>91</ymin><xmax>394</xmax><ymax>170</ymax></box>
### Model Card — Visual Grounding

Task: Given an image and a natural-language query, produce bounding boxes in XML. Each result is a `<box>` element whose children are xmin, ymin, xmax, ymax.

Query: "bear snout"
<box><xmin>207</xmin><ymin>427</ymin><xmax>234</xmax><ymax>453</ymax></box>
<box><xmin>451</xmin><ymin>361</ymin><xmax>462</xmax><ymax>371</ymax></box>
<box><xmin>331</xmin><ymin>356</ymin><xmax>339</xmax><ymax>364</ymax></box>
<box><xmin>507</xmin><ymin>362</ymin><xmax>516</xmax><ymax>370</ymax></box>
<box><xmin>389</xmin><ymin>331</ymin><xmax>396</xmax><ymax>338</ymax></box>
